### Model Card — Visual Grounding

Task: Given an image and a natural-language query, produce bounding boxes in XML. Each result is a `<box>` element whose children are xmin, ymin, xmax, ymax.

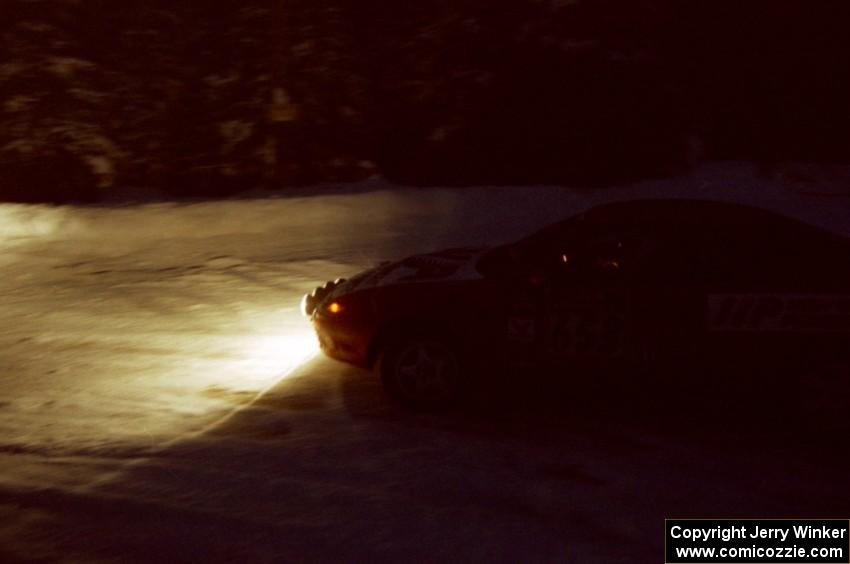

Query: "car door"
<box><xmin>609</xmin><ymin>222</ymin><xmax>705</xmax><ymax>366</ymax></box>
<box><xmin>529</xmin><ymin>228</ymin><xmax>632</xmax><ymax>369</ymax></box>
<box><xmin>494</xmin><ymin>223</ymin><xmax>703</xmax><ymax>372</ymax></box>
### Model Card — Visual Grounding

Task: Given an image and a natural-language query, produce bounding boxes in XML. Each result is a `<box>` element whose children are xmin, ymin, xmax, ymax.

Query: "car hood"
<box><xmin>333</xmin><ymin>247</ymin><xmax>487</xmax><ymax>296</ymax></box>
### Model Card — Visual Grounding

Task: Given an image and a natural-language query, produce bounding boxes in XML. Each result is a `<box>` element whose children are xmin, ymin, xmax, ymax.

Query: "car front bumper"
<box><xmin>310</xmin><ymin>312</ymin><xmax>371</xmax><ymax>368</ymax></box>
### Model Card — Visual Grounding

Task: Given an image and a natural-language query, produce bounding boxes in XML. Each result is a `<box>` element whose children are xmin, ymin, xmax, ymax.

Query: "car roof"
<box><xmin>582</xmin><ymin>198</ymin><xmax>787</xmax><ymax>227</ymax></box>
<box><xmin>522</xmin><ymin>198</ymin><xmax>846</xmax><ymax>248</ymax></box>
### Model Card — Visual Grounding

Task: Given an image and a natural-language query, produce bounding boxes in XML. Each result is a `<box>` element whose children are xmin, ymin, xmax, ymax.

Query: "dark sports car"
<box><xmin>302</xmin><ymin>199</ymin><xmax>850</xmax><ymax>410</ymax></box>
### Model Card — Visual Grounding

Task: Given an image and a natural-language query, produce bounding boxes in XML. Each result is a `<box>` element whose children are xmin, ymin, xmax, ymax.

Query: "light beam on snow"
<box><xmin>237</xmin><ymin>329</ymin><xmax>319</xmax><ymax>388</ymax></box>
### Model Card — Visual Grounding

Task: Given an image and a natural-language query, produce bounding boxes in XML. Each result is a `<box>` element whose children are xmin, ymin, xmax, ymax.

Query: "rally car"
<box><xmin>302</xmin><ymin>199</ymin><xmax>850</xmax><ymax>410</ymax></box>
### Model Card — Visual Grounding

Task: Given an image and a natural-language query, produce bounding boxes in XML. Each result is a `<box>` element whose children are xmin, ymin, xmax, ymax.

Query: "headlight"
<box><xmin>300</xmin><ymin>278</ymin><xmax>347</xmax><ymax>317</ymax></box>
<box><xmin>300</xmin><ymin>293</ymin><xmax>316</xmax><ymax>317</ymax></box>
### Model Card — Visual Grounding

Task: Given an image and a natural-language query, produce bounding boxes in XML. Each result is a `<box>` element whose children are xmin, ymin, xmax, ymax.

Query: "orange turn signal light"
<box><xmin>327</xmin><ymin>301</ymin><xmax>344</xmax><ymax>314</ymax></box>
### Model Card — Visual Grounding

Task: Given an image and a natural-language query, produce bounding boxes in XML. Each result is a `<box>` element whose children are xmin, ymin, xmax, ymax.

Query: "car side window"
<box><xmin>590</xmin><ymin>225</ymin><xmax>702</xmax><ymax>285</ymax></box>
<box><xmin>539</xmin><ymin>224</ymin><xmax>701</xmax><ymax>286</ymax></box>
<box><xmin>545</xmin><ymin>231</ymin><xmax>628</xmax><ymax>284</ymax></box>
<box><xmin>698</xmin><ymin>220</ymin><xmax>798</xmax><ymax>288</ymax></box>
<box><xmin>627</xmin><ymin>228</ymin><xmax>699</xmax><ymax>284</ymax></box>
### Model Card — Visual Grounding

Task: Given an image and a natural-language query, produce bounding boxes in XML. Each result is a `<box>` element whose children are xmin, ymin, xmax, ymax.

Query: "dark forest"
<box><xmin>2</xmin><ymin>0</ymin><xmax>849</xmax><ymax>202</ymax></box>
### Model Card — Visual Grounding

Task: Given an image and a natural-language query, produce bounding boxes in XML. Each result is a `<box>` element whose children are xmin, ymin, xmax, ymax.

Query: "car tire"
<box><xmin>378</xmin><ymin>333</ymin><xmax>463</xmax><ymax>411</ymax></box>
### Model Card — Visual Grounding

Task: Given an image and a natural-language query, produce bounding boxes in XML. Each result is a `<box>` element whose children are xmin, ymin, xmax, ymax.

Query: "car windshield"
<box><xmin>476</xmin><ymin>214</ymin><xmax>586</xmax><ymax>277</ymax></box>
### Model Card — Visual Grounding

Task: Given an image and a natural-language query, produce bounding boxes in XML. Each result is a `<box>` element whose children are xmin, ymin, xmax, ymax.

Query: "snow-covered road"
<box><xmin>1</xmin><ymin>164</ymin><xmax>848</xmax><ymax>562</ymax></box>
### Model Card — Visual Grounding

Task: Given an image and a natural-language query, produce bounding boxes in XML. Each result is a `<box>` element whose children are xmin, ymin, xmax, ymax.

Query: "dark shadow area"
<box><xmin>343</xmin><ymin>357</ymin><xmax>849</xmax><ymax>450</ymax></box>
<box><xmin>2</xmin><ymin>355</ymin><xmax>846</xmax><ymax>562</ymax></box>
